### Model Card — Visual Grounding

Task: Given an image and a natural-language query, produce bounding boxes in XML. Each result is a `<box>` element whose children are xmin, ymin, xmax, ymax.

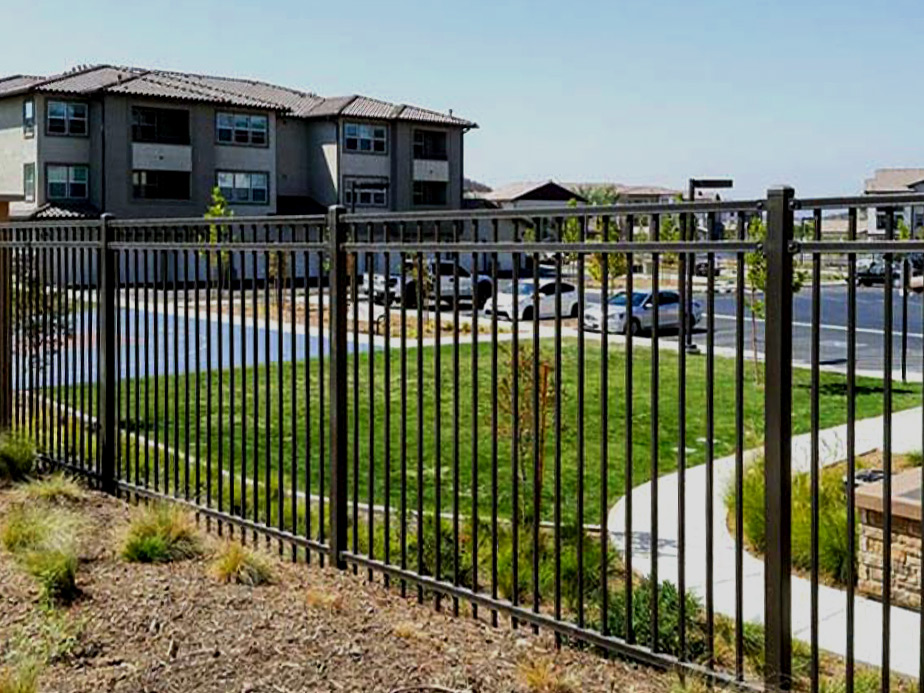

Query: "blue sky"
<box><xmin>3</xmin><ymin>0</ymin><xmax>922</xmax><ymax>198</ymax></box>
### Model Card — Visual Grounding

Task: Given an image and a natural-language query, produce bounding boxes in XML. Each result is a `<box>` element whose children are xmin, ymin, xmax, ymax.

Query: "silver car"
<box><xmin>583</xmin><ymin>290</ymin><xmax>703</xmax><ymax>335</ymax></box>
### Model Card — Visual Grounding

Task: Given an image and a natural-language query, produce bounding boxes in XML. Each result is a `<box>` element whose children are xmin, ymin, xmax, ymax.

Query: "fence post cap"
<box><xmin>767</xmin><ymin>185</ymin><xmax>795</xmax><ymax>196</ymax></box>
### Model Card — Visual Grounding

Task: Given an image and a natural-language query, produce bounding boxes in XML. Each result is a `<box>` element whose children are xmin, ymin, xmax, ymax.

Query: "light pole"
<box><xmin>685</xmin><ymin>178</ymin><xmax>733</xmax><ymax>354</ymax></box>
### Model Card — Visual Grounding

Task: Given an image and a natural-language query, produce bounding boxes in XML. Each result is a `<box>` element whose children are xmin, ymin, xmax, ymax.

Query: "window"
<box><xmin>413</xmin><ymin>129</ymin><xmax>448</xmax><ymax>160</ymax></box>
<box><xmin>216</xmin><ymin>112</ymin><xmax>269</xmax><ymax>146</ymax></box>
<box><xmin>413</xmin><ymin>181</ymin><xmax>447</xmax><ymax>206</ymax></box>
<box><xmin>23</xmin><ymin>163</ymin><xmax>35</xmax><ymax>203</ymax></box>
<box><xmin>216</xmin><ymin>171</ymin><xmax>269</xmax><ymax>204</ymax></box>
<box><xmin>132</xmin><ymin>107</ymin><xmax>190</xmax><ymax>144</ymax></box>
<box><xmin>658</xmin><ymin>291</ymin><xmax>680</xmax><ymax>305</ymax></box>
<box><xmin>132</xmin><ymin>170</ymin><xmax>190</xmax><ymax>200</ymax></box>
<box><xmin>23</xmin><ymin>99</ymin><xmax>34</xmax><ymax>137</ymax></box>
<box><xmin>344</xmin><ymin>181</ymin><xmax>388</xmax><ymax>207</ymax></box>
<box><xmin>46</xmin><ymin>165</ymin><xmax>88</xmax><ymax>200</ymax></box>
<box><xmin>343</xmin><ymin>122</ymin><xmax>387</xmax><ymax>154</ymax></box>
<box><xmin>46</xmin><ymin>101</ymin><xmax>87</xmax><ymax>136</ymax></box>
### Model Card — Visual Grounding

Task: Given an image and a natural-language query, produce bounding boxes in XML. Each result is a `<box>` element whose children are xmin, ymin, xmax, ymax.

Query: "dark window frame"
<box><xmin>413</xmin><ymin>128</ymin><xmax>448</xmax><ymax>161</ymax></box>
<box><xmin>343</xmin><ymin>178</ymin><xmax>389</xmax><ymax>208</ymax></box>
<box><xmin>412</xmin><ymin>180</ymin><xmax>448</xmax><ymax>207</ymax></box>
<box><xmin>215</xmin><ymin>111</ymin><xmax>270</xmax><ymax>148</ymax></box>
<box><xmin>343</xmin><ymin>121</ymin><xmax>388</xmax><ymax>155</ymax></box>
<box><xmin>131</xmin><ymin>106</ymin><xmax>191</xmax><ymax>145</ymax></box>
<box><xmin>23</xmin><ymin>163</ymin><xmax>35</xmax><ymax>203</ymax></box>
<box><xmin>23</xmin><ymin>98</ymin><xmax>35</xmax><ymax>138</ymax></box>
<box><xmin>132</xmin><ymin>170</ymin><xmax>191</xmax><ymax>201</ymax></box>
<box><xmin>45</xmin><ymin>100</ymin><xmax>88</xmax><ymax>137</ymax></box>
<box><xmin>215</xmin><ymin>169</ymin><xmax>270</xmax><ymax>205</ymax></box>
<box><xmin>45</xmin><ymin>163</ymin><xmax>89</xmax><ymax>201</ymax></box>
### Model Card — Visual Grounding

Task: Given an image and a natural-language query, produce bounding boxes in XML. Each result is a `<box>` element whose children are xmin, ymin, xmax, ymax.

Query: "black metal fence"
<box><xmin>2</xmin><ymin>187</ymin><xmax>924</xmax><ymax>691</ymax></box>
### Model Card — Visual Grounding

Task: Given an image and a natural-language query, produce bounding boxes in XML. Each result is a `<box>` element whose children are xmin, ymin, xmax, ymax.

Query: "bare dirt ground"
<box><xmin>0</xmin><ymin>483</ymin><xmax>677</xmax><ymax>693</ymax></box>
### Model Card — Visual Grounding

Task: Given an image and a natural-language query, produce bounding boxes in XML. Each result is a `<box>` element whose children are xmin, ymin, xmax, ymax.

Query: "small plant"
<box><xmin>517</xmin><ymin>656</ymin><xmax>576</xmax><ymax>693</ymax></box>
<box><xmin>1</xmin><ymin>506</ymin><xmax>50</xmax><ymax>554</ymax></box>
<box><xmin>22</xmin><ymin>548</ymin><xmax>79</xmax><ymax>606</ymax></box>
<box><xmin>0</xmin><ymin>434</ymin><xmax>36</xmax><ymax>482</ymax></box>
<box><xmin>16</xmin><ymin>473</ymin><xmax>85</xmax><ymax>504</ymax></box>
<box><xmin>305</xmin><ymin>589</ymin><xmax>344</xmax><ymax>611</ymax></box>
<box><xmin>0</xmin><ymin>660</ymin><xmax>40</xmax><ymax>693</ymax></box>
<box><xmin>0</xmin><ymin>505</ymin><xmax>81</xmax><ymax>606</ymax></box>
<box><xmin>392</xmin><ymin>621</ymin><xmax>427</xmax><ymax>641</ymax></box>
<box><xmin>211</xmin><ymin>541</ymin><xmax>273</xmax><ymax>586</ymax></box>
<box><xmin>121</xmin><ymin>504</ymin><xmax>200</xmax><ymax>563</ymax></box>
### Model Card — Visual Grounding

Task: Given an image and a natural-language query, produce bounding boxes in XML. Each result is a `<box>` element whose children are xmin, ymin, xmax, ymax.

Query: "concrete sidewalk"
<box><xmin>608</xmin><ymin>406</ymin><xmax>924</xmax><ymax>676</ymax></box>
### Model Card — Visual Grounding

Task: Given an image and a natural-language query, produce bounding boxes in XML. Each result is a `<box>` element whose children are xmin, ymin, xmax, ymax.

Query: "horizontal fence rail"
<box><xmin>4</xmin><ymin>190</ymin><xmax>924</xmax><ymax>692</ymax></box>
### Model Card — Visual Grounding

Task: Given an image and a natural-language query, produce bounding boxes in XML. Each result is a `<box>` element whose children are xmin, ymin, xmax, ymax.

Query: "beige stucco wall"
<box><xmin>0</xmin><ymin>96</ymin><xmax>38</xmax><ymax>217</ymax></box>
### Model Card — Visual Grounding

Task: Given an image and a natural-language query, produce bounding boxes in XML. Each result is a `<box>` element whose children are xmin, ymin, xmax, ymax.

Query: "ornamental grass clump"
<box><xmin>121</xmin><ymin>503</ymin><xmax>200</xmax><ymax>563</ymax></box>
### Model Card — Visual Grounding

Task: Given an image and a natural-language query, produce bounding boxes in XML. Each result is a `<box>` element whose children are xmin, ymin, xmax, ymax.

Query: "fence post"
<box><xmin>99</xmin><ymin>214</ymin><xmax>117</xmax><ymax>494</ymax></box>
<box><xmin>763</xmin><ymin>186</ymin><xmax>794</xmax><ymax>690</ymax></box>
<box><xmin>328</xmin><ymin>205</ymin><xmax>348</xmax><ymax>570</ymax></box>
<box><xmin>0</xmin><ymin>219</ymin><xmax>11</xmax><ymax>430</ymax></box>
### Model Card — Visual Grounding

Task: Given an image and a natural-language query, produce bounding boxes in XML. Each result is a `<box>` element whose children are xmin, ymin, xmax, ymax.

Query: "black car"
<box><xmin>856</xmin><ymin>259</ymin><xmax>900</xmax><ymax>286</ymax></box>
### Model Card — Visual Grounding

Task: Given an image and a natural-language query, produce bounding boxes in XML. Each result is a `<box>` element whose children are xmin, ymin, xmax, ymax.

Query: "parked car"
<box><xmin>693</xmin><ymin>259</ymin><xmax>723</xmax><ymax>277</ymax></box>
<box><xmin>583</xmin><ymin>290</ymin><xmax>703</xmax><ymax>335</ymax></box>
<box><xmin>856</xmin><ymin>259</ymin><xmax>901</xmax><ymax>287</ymax></box>
<box><xmin>486</xmin><ymin>279</ymin><xmax>580</xmax><ymax>321</ymax></box>
<box><xmin>362</xmin><ymin>260</ymin><xmax>493</xmax><ymax>308</ymax></box>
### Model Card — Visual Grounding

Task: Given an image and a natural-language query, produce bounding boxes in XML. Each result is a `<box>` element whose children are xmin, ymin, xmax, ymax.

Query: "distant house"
<box><xmin>863</xmin><ymin>169</ymin><xmax>924</xmax><ymax>236</ymax></box>
<box><xmin>470</xmin><ymin>180</ymin><xmax>586</xmax><ymax>209</ymax></box>
<box><xmin>464</xmin><ymin>180</ymin><xmax>586</xmax><ymax>271</ymax></box>
<box><xmin>563</xmin><ymin>182</ymin><xmax>681</xmax><ymax>205</ymax></box>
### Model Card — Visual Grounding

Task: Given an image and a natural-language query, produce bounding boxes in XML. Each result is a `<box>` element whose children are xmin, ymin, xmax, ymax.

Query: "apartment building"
<box><xmin>0</xmin><ymin>65</ymin><xmax>475</xmax><ymax>221</ymax></box>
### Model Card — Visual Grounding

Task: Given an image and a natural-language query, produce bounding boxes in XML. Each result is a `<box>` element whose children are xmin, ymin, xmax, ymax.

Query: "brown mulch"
<box><xmin>0</xmin><ymin>485</ymin><xmax>676</xmax><ymax>693</ymax></box>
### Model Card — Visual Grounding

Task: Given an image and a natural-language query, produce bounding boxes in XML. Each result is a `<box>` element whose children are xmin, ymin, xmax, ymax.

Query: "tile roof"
<box><xmin>0</xmin><ymin>75</ymin><xmax>45</xmax><ymax>97</ymax></box>
<box><xmin>565</xmin><ymin>182</ymin><xmax>683</xmax><ymax>198</ymax></box>
<box><xmin>0</xmin><ymin>64</ymin><xmax>475</xmax><ymax>127</ymax></box>
<box><xmin>864</xmin><ymin>168</ymin><xmax>924</xmax><ymax>194</ymax></box>
<box><xmin>27</xmin><ymin>202</ymin><xmax>100</xmax><ymax>220</ymax></box>
<box><xmin>478</xmin><ymin>180</ymin><xmax>585</xmax><ymax>202</ymax></box>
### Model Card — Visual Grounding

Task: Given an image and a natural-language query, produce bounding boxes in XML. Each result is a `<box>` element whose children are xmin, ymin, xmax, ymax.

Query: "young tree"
<box><xmin>203</xmin><ymin>187</ymin><xmax>233</xmax><ymax>284</ymax></box>
<box><xmin>12</xmin><ymin>250</ymin><xmax>72</xmax><ymax>393</ymax></box>
<box><xmin>497</xmin><ymin>344</ymin><xmax>556</xmax><ymax>525</ymax></box>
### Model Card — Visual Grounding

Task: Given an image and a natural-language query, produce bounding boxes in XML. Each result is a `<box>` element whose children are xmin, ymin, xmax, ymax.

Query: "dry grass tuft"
<box><xmin>517</xmin><ymin>656</ymin><xmax>577</xmax><ymax>693</ymax></box>
<box><xmin>121</xmin><ymin>504</ymin><xmax>200</xmax><ymax>564</ymax></box>
<box><xmin>14</xmin><ymin>473</ymin><xmax>86</xmax><ymax>505</ymax></box>
<box><xmin>392</xmin><ymin>621</ymin><xmax>428</xmax><ymax>641</ymax></box>
<box><xmin>0</xmin><ymin>660</ymin><xmax>40</xmax><ymax>693</ymax></box>
<box><xmin>1</xmin><ymin>505</ymin><xmax>82</xmax><ymax>606</ymax></box>
<box><xmin>211</xmin><ymin>541</ymin><xmax>273</xmax><ymax>586</ymax></box>
<box><xmin>305</xmin><ymin>589</ymin><xmax>344</xmax><ymax>611</ymax></box>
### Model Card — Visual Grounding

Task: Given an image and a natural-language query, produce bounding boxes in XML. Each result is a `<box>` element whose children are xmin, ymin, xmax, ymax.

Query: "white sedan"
<box><xmin>583</xmin><ymin>290</ymin><xmax>703</xmax><ymax>335</ymax></box>
<box><xmin>486</xmin><ymin>279</ymin><xmax>580</xmax><ymax>321</ymax></box>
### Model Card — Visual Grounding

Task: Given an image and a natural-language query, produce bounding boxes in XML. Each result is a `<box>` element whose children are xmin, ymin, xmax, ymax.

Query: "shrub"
<box><xmin>121</xmin><ymin>504</ymin><xmax>200</xmax><ymax>563</ymax></box>
<box><xmin>727</xmin><ymin>456</ymin><xmax>857</xmax><ymax>586</ymax></box>
<box><xmin>0</xmin><ymin>661</ymin><xmax>40</xmax><ymax>693</ymax></box>
<box><xmin>211</xmin><ymin>542</ymin><xmax>273</xmax><ymax>586</ymax></box>
<box><xmin>607</xmin><ymin>577</ymin><xmax>708</xmax><ymax>661</ymax></box>
<box><xmin>0</xmin><ymin>434</ymin><xmax>36</xmax><ymax>482</ymax></box>
<box><xmin>407</xmin><ymin>517</ymin><xmax>475</xmax><ymax>589</ymax></box>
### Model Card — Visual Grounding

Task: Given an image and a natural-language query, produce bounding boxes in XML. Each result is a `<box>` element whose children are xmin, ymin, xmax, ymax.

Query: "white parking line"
<box><xmin>712</xmin><ymin>313</ymin><xmax>924</xmax><ymax>339</ymax></box>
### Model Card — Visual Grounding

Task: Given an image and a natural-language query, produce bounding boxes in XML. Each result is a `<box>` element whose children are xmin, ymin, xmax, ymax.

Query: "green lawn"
<box><xmin>51</xmin><ymin>339</ymin><xmax>922</xmax><ymax>528</ymax></box>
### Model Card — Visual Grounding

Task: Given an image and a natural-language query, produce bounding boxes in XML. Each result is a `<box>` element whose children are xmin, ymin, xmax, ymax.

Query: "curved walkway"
<box><xmin>608</xmin><ymin>406</ymin><xmax>924</xmax><ymax>676</ymax></box>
